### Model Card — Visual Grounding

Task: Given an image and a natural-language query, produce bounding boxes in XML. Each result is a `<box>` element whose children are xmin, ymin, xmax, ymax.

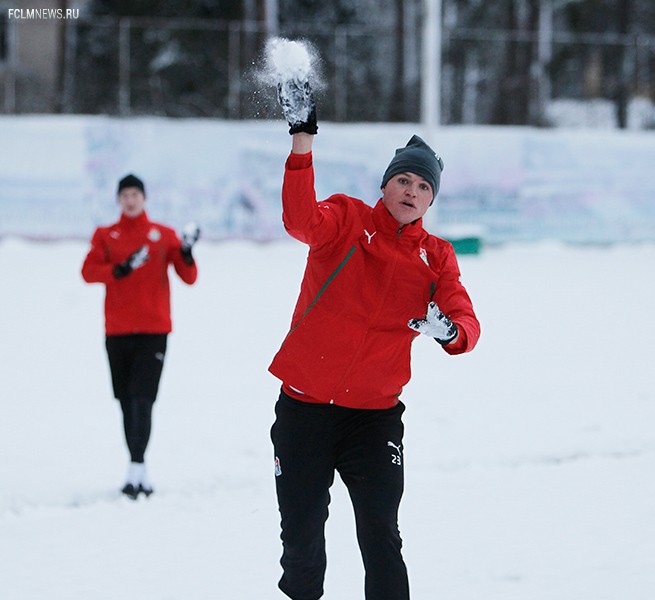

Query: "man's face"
<box><xmin>118</xmin><ymin>187</ymin><xmax>146</xmax><ymax>217</ymax></box>
<box><xmin>381</xmin><ymin>172</ymin><xmax>433</xmax><ymax>225</ymax></box>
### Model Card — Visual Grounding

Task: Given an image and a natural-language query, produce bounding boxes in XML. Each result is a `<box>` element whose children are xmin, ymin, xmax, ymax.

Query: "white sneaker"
<box><xmin>126</xmin><ymin>461</ymin><xmax>145</xmax><ymax>487</ymax></box>
<box><xmin>122</xmin><ymin>462</ymin><xmax>153</xmax><ymax>498</ymax></box>
<box><xmin>138</xmin><ymin>464</ymin><xmax>153</xmax><ymax>497</ymax></box>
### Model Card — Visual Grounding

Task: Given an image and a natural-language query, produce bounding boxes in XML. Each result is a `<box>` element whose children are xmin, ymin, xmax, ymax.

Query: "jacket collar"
<box><xmin>119</xmin><ymin>210</ymin><xmax>150</xmax><ymax>228</ymax></box>
<box><xmin>372</xmin><ymin>199</ymin><xmax>424</xmax><ymax>241</ymax></box>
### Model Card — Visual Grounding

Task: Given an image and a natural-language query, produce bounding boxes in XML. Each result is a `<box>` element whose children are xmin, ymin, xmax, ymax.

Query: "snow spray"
<box><xmin>250</xmin><ymin>37</ymin><xmax>322</xmax><ymax>119</ymax></box>
<box><xmin>259</xmin><ymin>37</ymin><xmax>322</xmax><ymax>87</ymax></box>
<box><xmin>265</xmin><ymin>37</ymin><xmax>312</xmax><ymax>83</ymax></box>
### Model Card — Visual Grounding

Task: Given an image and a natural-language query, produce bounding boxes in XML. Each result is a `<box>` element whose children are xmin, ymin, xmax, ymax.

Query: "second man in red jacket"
<box><xmin>82</xmin><ymin>174</ymin><xmax>199</xmax><ymax>499</ymax></box>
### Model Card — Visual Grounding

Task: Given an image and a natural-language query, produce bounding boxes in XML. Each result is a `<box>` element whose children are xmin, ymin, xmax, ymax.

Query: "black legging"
<box><xmin>119</xmin><ymin>396</ymin><xmax>154</xmax><ymax>463</ymax></box>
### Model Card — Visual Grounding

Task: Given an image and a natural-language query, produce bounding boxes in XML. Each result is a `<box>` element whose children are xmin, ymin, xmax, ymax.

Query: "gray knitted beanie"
<box><xmin>381</xmin><ymin>135</ymin><xmax>444</xmax><ymax>201</ymax></box>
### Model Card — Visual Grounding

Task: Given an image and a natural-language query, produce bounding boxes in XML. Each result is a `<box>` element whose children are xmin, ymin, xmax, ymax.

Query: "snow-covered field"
<box><xmin>1</xmin><ymin>237</ymin><xmax>654</xmax><ymax>600</ymax></box>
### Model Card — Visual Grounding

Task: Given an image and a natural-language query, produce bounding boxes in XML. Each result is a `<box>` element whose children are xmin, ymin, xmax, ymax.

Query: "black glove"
<box><xmin>408</xmin><ymin>302</ymin><xmax>458</xmax><ymax>346</ymax></box>
<box><xmin>180</xmin><ymin>222</ymin><xmax>200</xmax><ymax>265</ymax></box>
<box><xmin>277</xmin><ymin>79</ymin><xmax>318</xmax><ymax>135</ymax></box>
<box><xmin>113</xmin><ymin>245</ymin><xmax>149</xmax><ymax>279</ymax></box>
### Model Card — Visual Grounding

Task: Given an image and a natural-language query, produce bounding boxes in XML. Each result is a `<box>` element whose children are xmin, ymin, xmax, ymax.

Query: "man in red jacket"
<box><xmin>82</xmin><ymin>174</ymin><xmax>199</xmax><ymax>499</ymax></box>
<box><xmin>270</xmin><ymin>81</ymin><xmax>480</xmax><ymax>599</ymax></box>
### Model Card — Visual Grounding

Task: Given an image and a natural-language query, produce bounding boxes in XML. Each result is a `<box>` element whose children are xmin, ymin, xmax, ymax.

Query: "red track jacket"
<box><xmin>269</xmin><ymin>152</ymin><xmax>480</xmax><ymax>409</ymax></box>
<box><xmin>81</xmin><ymin>211</ymin><xmax>197</xmax><ymax>335</ymax></box>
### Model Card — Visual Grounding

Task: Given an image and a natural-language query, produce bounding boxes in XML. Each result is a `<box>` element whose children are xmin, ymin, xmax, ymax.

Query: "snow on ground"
<box><xmin>1</xmin><ymin>237</ymin><xmax>654</xmax><ymax>600</ymax></box>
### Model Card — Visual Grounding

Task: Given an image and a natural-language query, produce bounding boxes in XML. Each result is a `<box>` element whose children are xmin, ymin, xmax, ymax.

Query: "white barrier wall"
<box><xmin>1</xmin><ymin>115</ymin><xmax>654</xmax><ymax>243</ymax></box>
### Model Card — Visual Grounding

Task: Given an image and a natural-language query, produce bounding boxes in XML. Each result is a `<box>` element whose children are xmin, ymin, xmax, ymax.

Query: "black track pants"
<box><xmin>271</xmin><ymin>390</ymin><xmax>410</xmax><ymax>600</ymax></box>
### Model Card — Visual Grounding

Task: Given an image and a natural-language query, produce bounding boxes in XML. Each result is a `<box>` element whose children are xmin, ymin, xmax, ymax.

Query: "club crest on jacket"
<box><xmin>419</xmin><ymin>247</ymin><xmax>429</xmax><ymax>266</ymax></box>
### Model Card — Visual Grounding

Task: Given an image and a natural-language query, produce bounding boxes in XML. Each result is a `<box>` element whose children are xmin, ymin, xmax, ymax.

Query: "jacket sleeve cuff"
<box><xmin>286</xmin><ymin>151</ymin><xmax>313</xmax><ymax>170</ymax></box>
<box><xmin>442</xmin><ymin>325</ymin><xmax>469</xmax><ymax>355</ymax></box>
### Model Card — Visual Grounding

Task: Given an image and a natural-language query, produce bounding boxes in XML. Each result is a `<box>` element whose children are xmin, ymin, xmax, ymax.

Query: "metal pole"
<box><xmin>60</xmin><ymin>14</ymin><xmax>77</xmax><ymax>113</ymax></box>
<box><xmin>227</xmin><ymin>21</ymin><xmax>240</xmax><ymax>118</ymax></box>
<box><xmin>537</xmin><ymin>0</ymin><xmax>553</xmax><ymax>121</ymax></box>
<box><xmin>421</xmin><ymin>0</ymin><xmax>441</xmax><ymax>133</ymax></box>
<box><xmin>5</xmin><ymin>14</ymin><xmax>18</xmax><ymax>112</ymax></box>
<box><xmin>118</xmin><ymin>18</ymin><xmax>131</xmax><ymax>116</ymax></box>
<box><xmin>264</xmin><ymin>0</ymin><xmax>278</xmax><ymax>36</ymax></box>
<box><xmin>335</xmin><ymin>26</ymin><xmax>348</xmax><ymax>121</ymax></box>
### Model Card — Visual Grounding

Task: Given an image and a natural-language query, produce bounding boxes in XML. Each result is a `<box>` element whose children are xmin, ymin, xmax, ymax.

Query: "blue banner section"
<box><xmin>1</xmin><ymin>116</ymin><xmax>654</xmax><ymax>244</ymax></box>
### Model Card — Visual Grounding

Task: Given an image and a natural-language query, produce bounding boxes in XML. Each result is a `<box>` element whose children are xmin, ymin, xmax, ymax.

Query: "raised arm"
<box><xmin>281</xmin><ymin>138</ymin><xmax>340</xmax><ymax>247</ymax></box>
<box><xmin>277</xmin><ymin>74</ymin><xmax>341</xmax><ymax>247</ymax></box>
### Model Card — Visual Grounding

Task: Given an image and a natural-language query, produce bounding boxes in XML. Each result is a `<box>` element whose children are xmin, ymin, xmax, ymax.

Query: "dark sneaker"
<box><xmin>121</xmin><ymin>483</ymin><xmax>139</xmax><ymax>500</ymax></box>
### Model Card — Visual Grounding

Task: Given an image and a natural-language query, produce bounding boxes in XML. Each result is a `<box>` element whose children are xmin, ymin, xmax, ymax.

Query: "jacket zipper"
<box><xmin>328</xmin><ymin>233</ymin><xmax>402</xmax><ymax>401</ymax></box>
<box><xmin>285</xmin><ymin>245</ymin><xmax>357</xmax><ymax>338</ymax></box>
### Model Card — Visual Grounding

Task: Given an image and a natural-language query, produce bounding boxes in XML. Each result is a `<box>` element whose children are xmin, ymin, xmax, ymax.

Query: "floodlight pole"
<box><xmin>421</xmin><ymin>0</ymin><xmax>442</xmax><ymax>135</ymax></box>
